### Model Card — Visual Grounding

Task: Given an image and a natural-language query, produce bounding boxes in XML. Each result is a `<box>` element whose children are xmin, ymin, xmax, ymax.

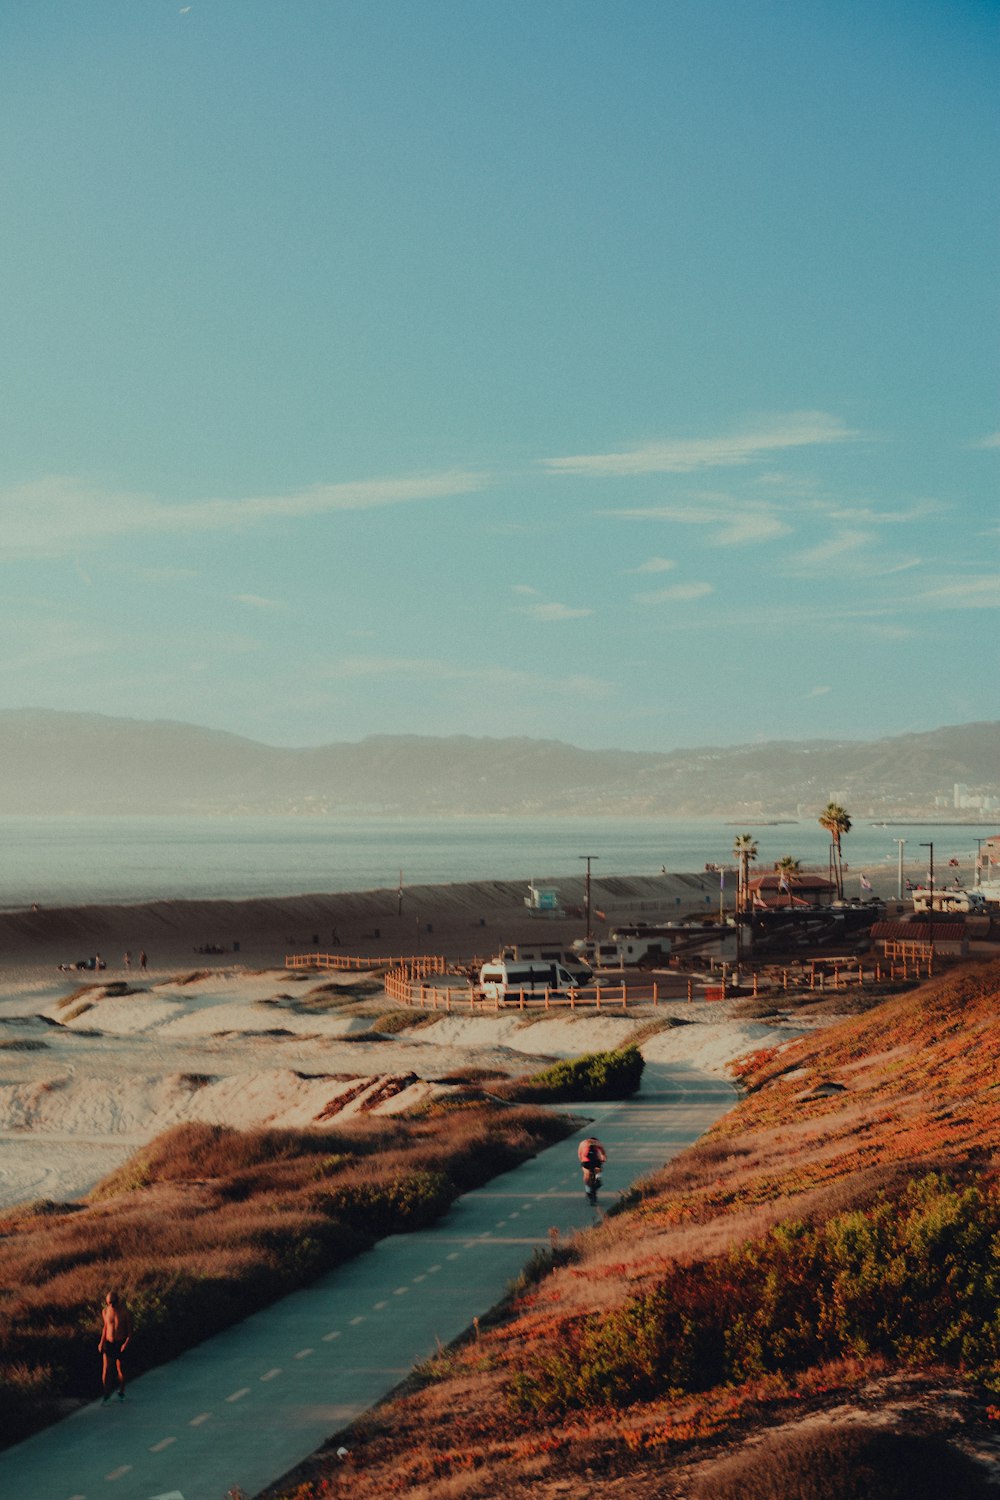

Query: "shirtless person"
<box><xmin>99</xmin><ymin>1292</ymin><xmax>133</xmax><ymax>1402</ymax></box>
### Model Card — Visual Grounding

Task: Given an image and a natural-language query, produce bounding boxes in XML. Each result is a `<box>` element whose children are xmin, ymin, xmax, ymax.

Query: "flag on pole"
<box><xmin>860</xmin><ymin>874</ymin><xmax>872</xmax><ymax>891</ymax></box>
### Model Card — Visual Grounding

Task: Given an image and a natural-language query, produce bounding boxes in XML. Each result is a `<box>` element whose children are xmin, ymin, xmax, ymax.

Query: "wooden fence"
<box><xmin>285</xmin><ymin>952</ymin><xmax>447</xmax><ymax>976</ymax></box>
<box><xmin>383</xmin><ymin>967</ymin><xmax>698</xmax><ymax>1011</ymax></box>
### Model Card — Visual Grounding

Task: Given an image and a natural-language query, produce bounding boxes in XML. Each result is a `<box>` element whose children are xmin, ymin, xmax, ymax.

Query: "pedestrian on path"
<box><xmin>99</xmin><ymin>1292</ymin><xmax>133</xmax><ymax>1403</ymax></box>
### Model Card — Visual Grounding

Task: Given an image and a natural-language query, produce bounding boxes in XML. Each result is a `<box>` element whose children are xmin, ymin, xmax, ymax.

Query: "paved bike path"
<box><xmin>0</xmin><ymin>1063</ymin><xmax>734</xmax><ymax>1500</ymax></box>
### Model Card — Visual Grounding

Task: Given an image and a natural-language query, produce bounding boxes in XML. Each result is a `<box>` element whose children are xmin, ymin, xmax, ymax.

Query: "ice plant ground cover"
<box><xmin>262</xmin><ymin>959</ymin><xmax>1000</xmax><ymax>1500</ymax></box>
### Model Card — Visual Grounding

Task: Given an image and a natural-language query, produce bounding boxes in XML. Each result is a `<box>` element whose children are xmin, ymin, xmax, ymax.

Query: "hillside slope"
<box><xmin>269</xmin><ymin>959</ymin><xmax>1000</xmax><ymax>1499</ymax></box>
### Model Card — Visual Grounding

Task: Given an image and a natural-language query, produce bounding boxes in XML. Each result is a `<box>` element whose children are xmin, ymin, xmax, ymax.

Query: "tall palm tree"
<box><xmin>775</xmin><ymin>855</ymin><xmax>800</xmax><ymax>907</ymax></box>
<box><xmin>819</xmin><ymin>803</ymin><xmax>852</xmax><ymax>898</ymax></box>
<box><xmin>732</xmin><ymin>833</ymin><xmax>759</xmax><ymax>915</ymax></box>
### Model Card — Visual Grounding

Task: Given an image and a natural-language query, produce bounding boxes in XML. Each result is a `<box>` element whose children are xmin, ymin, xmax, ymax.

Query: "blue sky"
<box><xmin>1</xmin><ymin>0</ymin><xmax>996</xmax><ymax>751</ymax></box>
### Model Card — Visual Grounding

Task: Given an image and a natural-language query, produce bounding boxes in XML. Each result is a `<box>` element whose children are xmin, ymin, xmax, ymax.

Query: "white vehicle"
<box><xmin>478</xmin><ymin>958</ymin><xmax>588</xmax><ymax>1003</ymax></box>
<box><xmin>911</xmin><ymin>887</ymin><xmax>987</xmax><ymax>914</ymax></box>
<box><xmin>501</xmin><ymin>944</ymin><xmax>595</xmax><ymax>984</ymax></box>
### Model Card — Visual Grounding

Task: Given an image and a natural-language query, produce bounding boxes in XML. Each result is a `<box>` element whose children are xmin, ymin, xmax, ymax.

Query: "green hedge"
<box><xmin>496</xmin><ymin>1044</ymin><xmax>644</xmax><ymax>1103</ymax></box>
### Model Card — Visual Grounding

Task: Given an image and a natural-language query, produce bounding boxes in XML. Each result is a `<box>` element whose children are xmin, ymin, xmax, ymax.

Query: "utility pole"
<box><xmin>895</xmin><ymin>839</ymin><xmax>906</xmax><ymax>901</ymax></box>
<box><xmin>919</xmin><ymin>841</ymin><xmax>934</xmax><ymax>972</ymax></box>
<box><xmin>579</xmin><ymin>855</ymin><xmax>599</xmax><ymax>942</ymax></box>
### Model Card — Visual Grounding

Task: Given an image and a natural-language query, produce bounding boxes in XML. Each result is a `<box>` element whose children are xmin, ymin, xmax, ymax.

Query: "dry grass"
<box><xmin>0</xmin><ymin>1104</ymin><xmax>573</xmax><ymax>1448</ymax></box>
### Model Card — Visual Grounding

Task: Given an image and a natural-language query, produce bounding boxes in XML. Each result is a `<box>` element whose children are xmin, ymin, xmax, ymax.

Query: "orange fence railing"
<box><xmin>383</xmin><ymin>970</ymin><xmax>698</xmax><ymax>1011</ymax></box>
<box><xmin>285</xmin><ymin>952</ymin><xmax>447</xmax><ymax>975</ymax></box>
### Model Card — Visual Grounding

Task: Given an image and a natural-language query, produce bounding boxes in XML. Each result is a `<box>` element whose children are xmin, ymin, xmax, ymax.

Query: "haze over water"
<box><xmin>1</xmin><ymin>815</ymin><xmax>994</xmax><ymax>910</ymax></box>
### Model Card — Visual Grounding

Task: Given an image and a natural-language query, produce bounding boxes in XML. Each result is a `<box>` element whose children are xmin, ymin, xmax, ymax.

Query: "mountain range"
<box><xmin>0</xmin><ymin>710</ymin><xmax>996</xmax><ymax>818</ymax></box>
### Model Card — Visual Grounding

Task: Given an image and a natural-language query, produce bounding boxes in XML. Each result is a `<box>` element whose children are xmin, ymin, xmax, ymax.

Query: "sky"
<box><xmin>0</xmin><ymin>0</ymin><xmax>997</xmax><ymax>752</ymax></box>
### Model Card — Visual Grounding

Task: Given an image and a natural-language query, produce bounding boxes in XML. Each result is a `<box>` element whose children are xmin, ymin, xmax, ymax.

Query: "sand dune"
<box><xmin>0</xmin><ymin>873</ymin><xmax>819</xmax><ymax>1211</ymax></box>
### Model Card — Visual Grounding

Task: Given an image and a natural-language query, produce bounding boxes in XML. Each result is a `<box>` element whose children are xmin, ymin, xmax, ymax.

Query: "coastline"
<box><xmin>0</xmin><ymin>865</ymin><xmax>917</xmax><ymax>978</ymax></box>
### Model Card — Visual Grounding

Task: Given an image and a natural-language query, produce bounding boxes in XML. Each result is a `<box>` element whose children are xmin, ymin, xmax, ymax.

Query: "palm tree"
<box><xmin>774</xmin><ymin>855</ymin><xmax>800</xmax><ymax>907</ymax></box>
<box><xmin>732</xmin><ymin>834</ymin><xmax>759</xmax><ymax>915</ymax></box>
<box><xmin>819</xmin><ymin>802</ymin><xmax>852</xmax><ymax>898</ymax></box>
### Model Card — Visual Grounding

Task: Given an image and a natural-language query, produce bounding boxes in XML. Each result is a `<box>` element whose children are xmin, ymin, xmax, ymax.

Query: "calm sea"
<box><xmin>0</xmin><ymin>815</ymin><xmax>994</xmax><ymax>911</ymax></box>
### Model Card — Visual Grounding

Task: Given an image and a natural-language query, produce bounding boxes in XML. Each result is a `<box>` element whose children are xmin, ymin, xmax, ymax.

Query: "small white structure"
<box><xmin>911</xmin><ymin>887</ymin><xmax>987</xmax><ymax>914</ymax></box>
<box><xmin>524</xmin><ymin>882</ymin><xmax>561</xmax><ymax>916</ymax></box>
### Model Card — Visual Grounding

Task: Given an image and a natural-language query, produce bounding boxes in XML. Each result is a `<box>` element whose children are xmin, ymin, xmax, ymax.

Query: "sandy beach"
<box><xmin>0</xmin><ymin>869</ymin><xmax>890</xmax><ymax>1212</ymax></box>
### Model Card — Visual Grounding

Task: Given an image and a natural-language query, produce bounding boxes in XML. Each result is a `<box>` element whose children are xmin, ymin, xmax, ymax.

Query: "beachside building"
<box><xmin>747</xmin><ymin>872</ymin><xmax>838</xmax><ymax>910</ymax></box>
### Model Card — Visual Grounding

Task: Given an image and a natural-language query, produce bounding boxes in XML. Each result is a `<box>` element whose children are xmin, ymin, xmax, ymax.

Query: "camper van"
<box><xmin>911</xmin><ymin>887</ymin><xmax>987</xmax><ymax>915</ymax></box>
<box><xmin>478</xmin><ymin>958</ymin><xmax>588</xmax><ymax>1003</ymax></box>
<box><xmin>501</xmin><ymin>944</ymin><xmax>595</xmax><ymax>984</ymax></box>
<box><xmin>573</xmin><ymin>927</ymin><xmax>674</xmax><ymax>968</ymax></box>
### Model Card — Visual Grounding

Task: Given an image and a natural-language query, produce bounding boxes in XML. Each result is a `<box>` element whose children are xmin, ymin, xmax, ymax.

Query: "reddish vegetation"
<box><xmin>262</xmin><ymin>959</ymin><xmax>1000</xmax><ymax>1499</ymax></box>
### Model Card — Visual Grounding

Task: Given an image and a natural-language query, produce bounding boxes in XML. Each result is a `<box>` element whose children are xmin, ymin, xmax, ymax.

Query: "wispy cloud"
<box><xmin>231</xmin><ymin>593</ymin><xmax>284</xmax><ymax>610</ymax></box>
<box><xmin>544</xmin><ymin>411</ymin><xmax>856</xmax><ymax>476</ymax></box>
<box><xmin>972</xmin><ymin>432</ymin><xmax>1000</xmax><ymax>449</ymax></box>
<box><xmin>634</xmin><ymin>581</ymin><xmax>714</xmax><ymax>604</ymax></box>
<box><xmin>807</xmin><ymin>685</ymin><xmax>831</xmax><ymax>698</ymax></box>
<box><xmin>631</xmin><ymin>556</ymin><xmax>677</xmax><ymax>574</ymax></box>
<box><xmin>608</xmin><ymin>500</ymin><xmax>791</xmax><ymax>546</ymax></box>
<box><xmin>521</xmin><ymin>601</ymin><xmax>593</xmax><ymax>621</ymax></box>
<box><xmin>919</xmin><ymin>576</ymin><xmax>1000</xmax><ymax>609</ymax></box>
<box><xmin>787</xmin><ymin>529</ymin><xmax>875</xmax><ymax>569</ymax></box>
<box><xmin>0</xmin><ymin>470</ymin><xmax>488</xmax><ymax>556</ymax></box>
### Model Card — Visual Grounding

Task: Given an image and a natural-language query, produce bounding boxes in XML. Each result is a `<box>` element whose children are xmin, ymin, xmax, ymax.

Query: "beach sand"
<box><xmin>0</xmin><ymin>869</ymin><xmax>883</xmax><ymax>1211</ymax></box>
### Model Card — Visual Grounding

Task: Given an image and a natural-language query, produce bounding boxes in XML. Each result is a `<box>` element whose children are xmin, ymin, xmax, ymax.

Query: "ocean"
<box><xmin>0</xmin><ymin>815</ymin><xmax>994</xmax><ymax>911</ymax></box>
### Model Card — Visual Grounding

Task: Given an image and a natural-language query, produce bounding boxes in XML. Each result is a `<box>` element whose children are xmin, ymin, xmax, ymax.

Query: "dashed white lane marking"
<box><xmin>226</xmin><ymin>1387</ymin><xmax>250</xmax><ymax>1402</ymax></box>
<box><xmin>260</xmin><ymin>1368</ymin><xmax>282</xmax><ymax>1382</ymax></box>
<box><xmin>294</xmin><ymin>1348</ymin><xmax>314</xmax><ymax>1359</ymax></box>
<box><xmin>427</xmin><ymin>1264</ymin><xmax>441</xmax><ymax>1273</ymax></box>
<box><xmin>68</xmin><ymin>1494</ymin><xmax>86</xmax><ymax>1499</ymax></box>
<box><xmin>373</xmin><ymin>1300</ymin><xmax>388</xmax><ymax>1311</ymax></box>
<box><xmin>322</xmin><ymin>1330</ymin><xmax>341</xmax><ymax>1342</ymax></box>
<box><xmin>190</xmin><ymin>1412</ymin><xmax>212</xmax><ymax>1426</ymax></box>
<box><xmin>495</xmin><ymin>1219</ymin><xmax>507</xmax><ymax>1227</ymax></box>
<box><xmin>105</xmin><ymin>1466</ymin><xmax>131</xmax><ymax>1480</ymax></box>
<box><xmin>412</xmin><ymin>1273</ymin><xmax>426</xmax><ymax>1282</ymax></box>
<box><xmin>509</xmin><ymin>1210</ymin><xmax>520</xmax><ymax>1219</ymax></box>
<box><xmin>349</xmin><ymin>1315</ymin><xmax>366</xmax><ymax>1325</ymax></box>
<box><xmin>149</xmin><ymin>1436</ymin><xmax>176</xmax><ymax>1452</ymax></box>
<box><xmin>446</xmin><ymin>1251</ymin><xmax>460</xmax><ymax>1260</ymax></box>
<box><xmin>393</xmin><ymin>1286</ymin><xmax>408</xmax><ymax>1296</ymax></box>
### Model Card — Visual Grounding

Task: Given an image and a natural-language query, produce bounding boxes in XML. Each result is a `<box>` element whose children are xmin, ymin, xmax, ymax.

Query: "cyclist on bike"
<box><xmin>577</xmin><ymin>1136</ymin><xmax>607</xmax><ymax>1203</ymax></box>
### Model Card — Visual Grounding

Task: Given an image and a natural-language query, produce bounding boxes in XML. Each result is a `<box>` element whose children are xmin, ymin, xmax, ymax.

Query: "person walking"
<box><xmin>139</xmin><ymin>950</ymin><xmax>147</xmax><ymax>972</ymax></box>
<box><xmin>99</xmin><ymin>1292</ymin><xmax>133</xmax><ymax>1403</ymax></box>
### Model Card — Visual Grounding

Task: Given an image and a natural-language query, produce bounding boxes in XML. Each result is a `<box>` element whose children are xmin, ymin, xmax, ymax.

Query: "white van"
<box><xmin>501</xmin><ymin>945</ymin><xmax>595</xmax><ymax>985</ymax></box>
<box><xmin>478</xmin><ymin>959</ymin><xmax>586</xmax><ymax>1003</ymax></box>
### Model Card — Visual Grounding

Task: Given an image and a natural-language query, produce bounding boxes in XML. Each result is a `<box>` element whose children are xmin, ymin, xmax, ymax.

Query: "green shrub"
<box><xmin>496</xmin><ymin>1044</ymin><xmax>645</xmax><ymax>1103</ymax></box>
<box><xmin>512</xmin><ymin>1171</ymin><xmax>1000</xmax><ymax>1413</ymax></box>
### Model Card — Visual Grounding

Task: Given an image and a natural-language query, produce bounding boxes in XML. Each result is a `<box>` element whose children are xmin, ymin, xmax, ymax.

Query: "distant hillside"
<box><xmin>0</xmin><ymin>710</ymin><xmax>996</xmax><ymax>817</ymax></box>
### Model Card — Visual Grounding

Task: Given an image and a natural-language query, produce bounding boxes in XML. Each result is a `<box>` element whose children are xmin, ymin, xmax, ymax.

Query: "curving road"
<box><xmin>0</xmin><ymin>1062</ymin><xmax>734</xmax><ymax>1500</ymax></box>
